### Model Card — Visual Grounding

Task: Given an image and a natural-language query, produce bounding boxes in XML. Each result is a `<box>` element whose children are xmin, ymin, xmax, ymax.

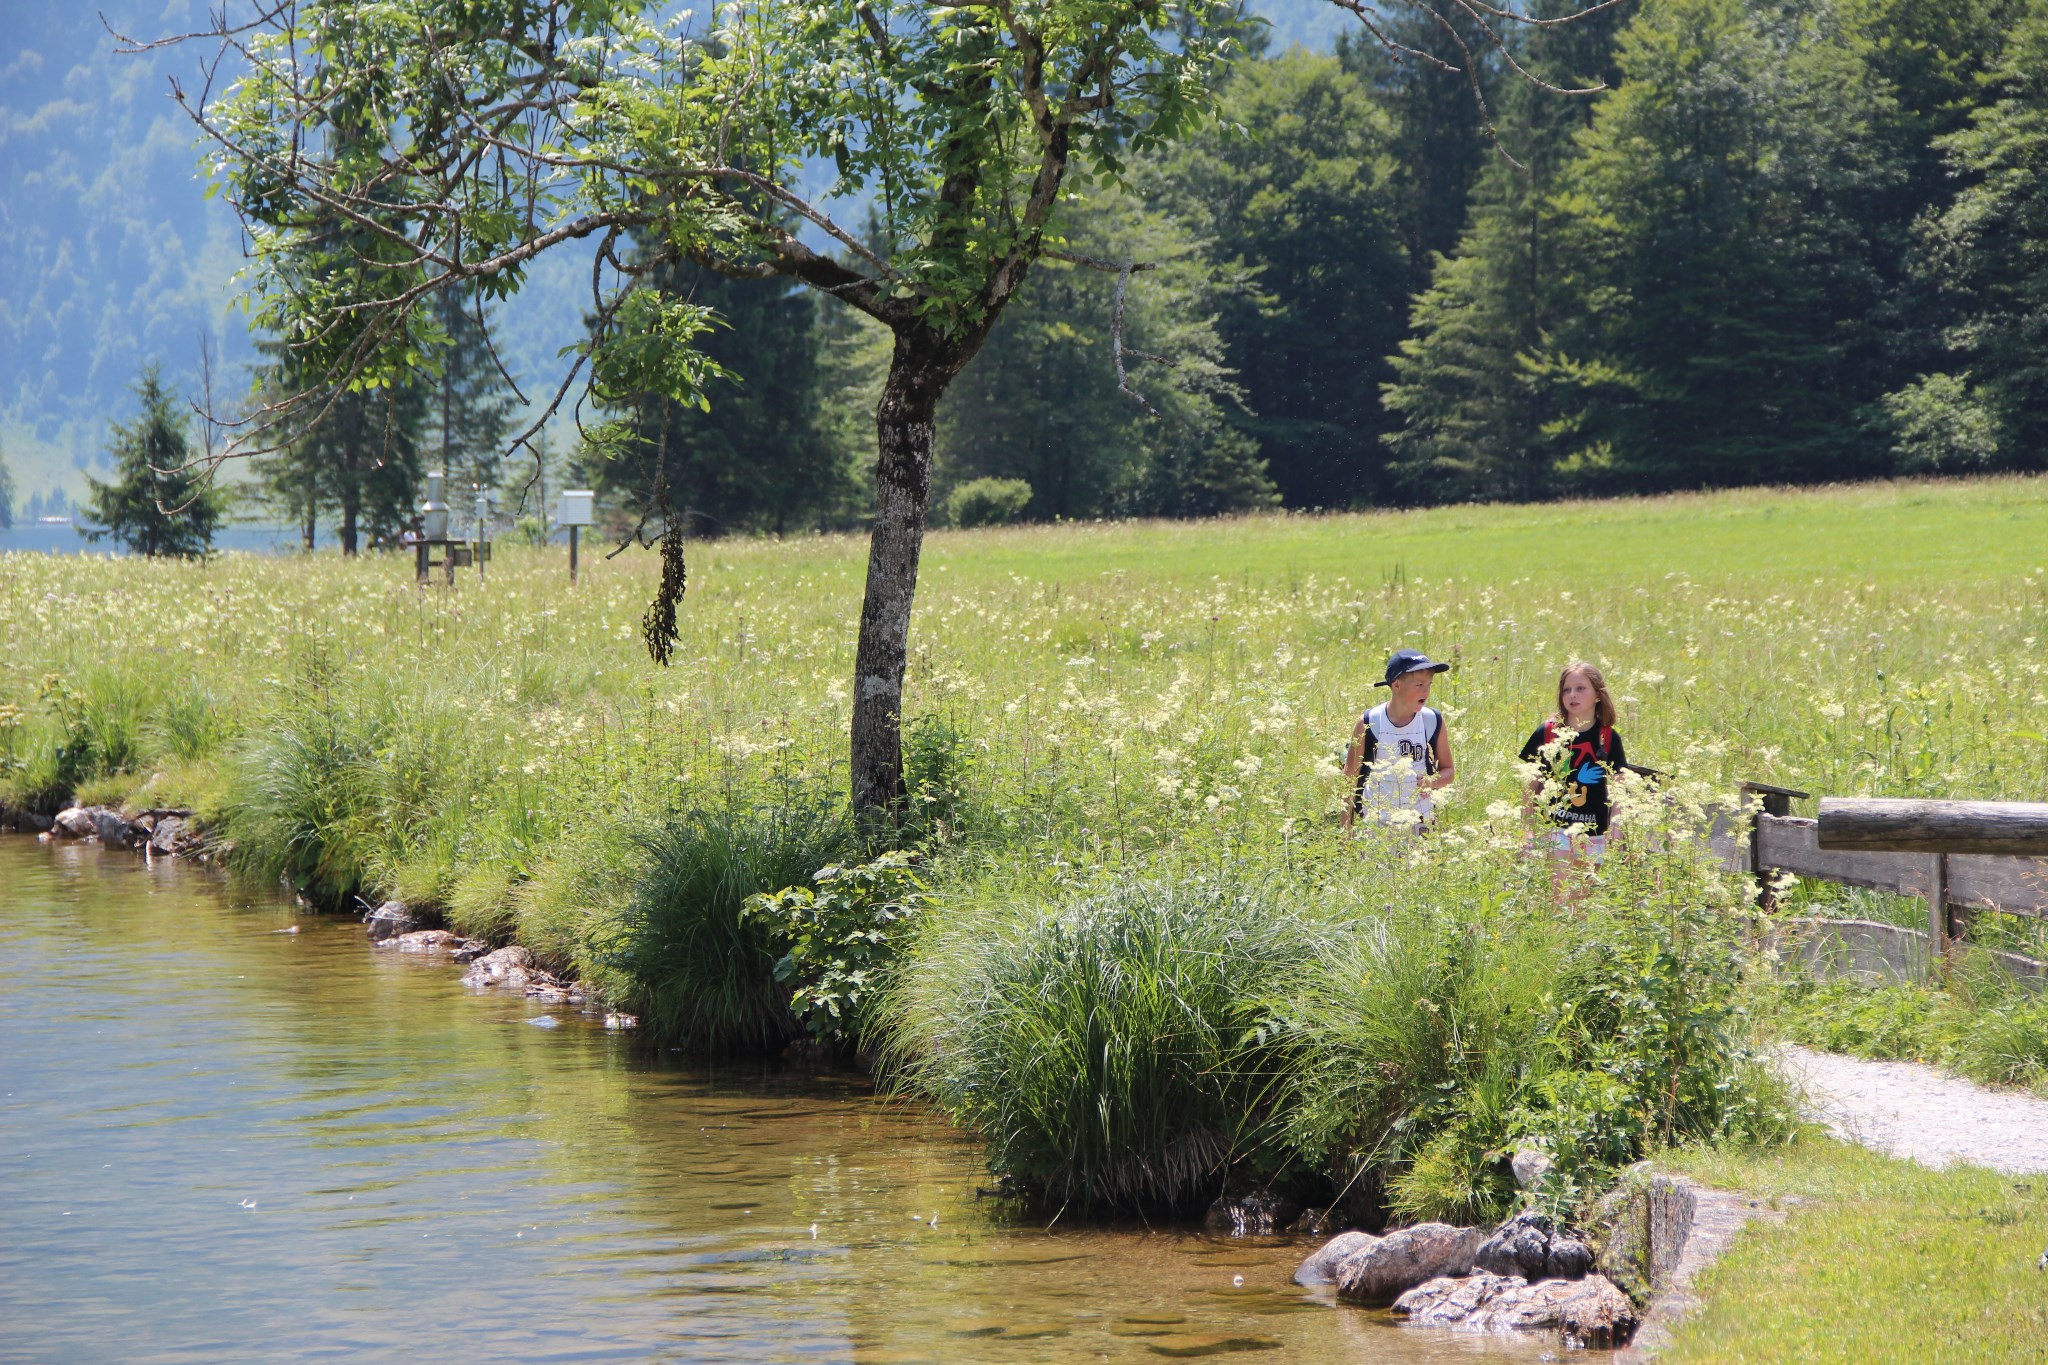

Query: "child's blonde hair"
<box><xmin>1555</xmin><ymin>662</ymin><xmax>1618</xmax><ymax>730</ymax></box>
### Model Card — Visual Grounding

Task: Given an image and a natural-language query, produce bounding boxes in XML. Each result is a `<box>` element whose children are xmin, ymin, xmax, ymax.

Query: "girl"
<box><xmin>1343</xmin><ymin>647</ymin><xmax>1456</xmax><ymax>830</ymax></box>
<box><xmin>1521</xmin><ymin>662</ymin><xmax>1628</xmax><ymax>862</ymax></box>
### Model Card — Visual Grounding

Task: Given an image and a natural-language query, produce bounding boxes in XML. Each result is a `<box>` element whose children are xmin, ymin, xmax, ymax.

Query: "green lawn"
<box><xmin>1655</xmin><ymin>1139</ymin><xmax>2048</xmax><ymax>1363</ymax></box>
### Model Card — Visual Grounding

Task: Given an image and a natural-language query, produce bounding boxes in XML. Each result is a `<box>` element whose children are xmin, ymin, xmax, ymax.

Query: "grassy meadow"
<box><xmin>3</xmin><ymin>475</ymin><xmax>2048</xmax><ymax>1225</ymax></box>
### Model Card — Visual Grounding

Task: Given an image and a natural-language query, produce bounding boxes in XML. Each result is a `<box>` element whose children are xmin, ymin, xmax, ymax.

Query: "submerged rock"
<box><xmin>1203</xmin><ymin>1192</ymin><xmax>1301</xmax><ymax>1237</ymax></box>
<box><xmin>1393</xmin><ymin>1271</ymin><xmax>1638</xmax><ymax>1346</ymax></box>
<box><xmin>92</xmin><ymin>809</ymin><xmax>141</xmax><ymax>847</ymax></box>
<box><xmin>382</xmin><ymin>929</ymin><xmax>463</xmax><ymax>953</ymax></box>
<box><xmin>1293</xmin><ymin>1231</ymin><xmax>1377</xmax><ymax>1287</ymax></box>
<box><xmin>1333</xmin><ymin>1222</ymin><xmax>1484</xmax><ymax>1306</ymax></box>
<box><xmin>1473</xmin><ymin>1210</ymin><xmax>1593</xmax><ymax>1281</ymax></box>
<box><xmin>464</xmin><ymin>945</ymin><xmax>537</xmax><ymax>990</ymax></box>
<box><xmin>363</xmin><ymin>901</ymin><xmax>421</xmax><ymax>942</ymax></box>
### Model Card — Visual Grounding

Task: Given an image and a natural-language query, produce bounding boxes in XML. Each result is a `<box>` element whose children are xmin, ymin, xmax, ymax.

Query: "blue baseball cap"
<box><xmin>1378</xmin><ymin>647</ymin><xmax>1451</xmax><ymax>686</ymax></box>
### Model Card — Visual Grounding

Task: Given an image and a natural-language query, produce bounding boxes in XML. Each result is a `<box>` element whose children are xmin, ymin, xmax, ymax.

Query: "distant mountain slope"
<box><xmin>0</xmin><ymin>0</ymin><xmax>1349</xmax><ymax>507</ymax></box>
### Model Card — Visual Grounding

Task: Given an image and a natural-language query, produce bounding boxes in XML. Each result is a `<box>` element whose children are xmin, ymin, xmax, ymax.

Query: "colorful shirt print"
<box><xmin>1520</xmin><ymin>720</ymin><xmax>1626</xmax><ymax>835</ymax></box>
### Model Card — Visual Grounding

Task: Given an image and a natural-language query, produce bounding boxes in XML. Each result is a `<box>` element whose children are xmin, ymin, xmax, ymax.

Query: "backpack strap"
<box><xmin>1352</xmin><ymin>714</ymin><xmax>1378</xmax><ymax>813</ymax></box>
<box><xmin>1423</xmin><ymin>708</ymin><xmax>1441</xmax><ymax>774</ymax></box>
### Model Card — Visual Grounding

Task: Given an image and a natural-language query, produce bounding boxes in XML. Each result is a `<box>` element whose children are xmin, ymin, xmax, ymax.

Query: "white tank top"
<box><xmin>1359</xmin><ymin>702</ymin><xmax>1439</xmax><ymax>823</ymax></box>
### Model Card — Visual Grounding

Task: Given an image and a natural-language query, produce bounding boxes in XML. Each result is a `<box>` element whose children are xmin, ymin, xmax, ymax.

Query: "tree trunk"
<box><xmin>340</xmin><ymin>486</ymin><xmax>360</xmax><ymax>557</ymax></box>
<box><xmin>850</xmin><ymin>330</ymin><xmax>957</xmax><ymax>817</ymax></box>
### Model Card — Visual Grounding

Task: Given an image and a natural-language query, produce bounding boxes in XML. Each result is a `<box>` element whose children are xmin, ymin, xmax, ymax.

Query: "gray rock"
<box><xmin>1474</xmin><ymin>1209</ymin><xmax>1593</xmax><ymax>1282</ymax></box>
<box><xmin>1285</xmin><ymin>1206</ymin><xmax>1339</xmax><ymax>1238</ymax></box>
<box><xmin>385</xmin><ymin>929</ymin><xmax>463</xmax><ymax>953</ymax></box>
<box><xmin>148</xmin><ymin>816</ymin><xmax>193</xmax><ymax>855</ymax></box>
<box><xmin>51</xmin><ymin>807</ymin><xmax>99</xmax><ymax>840</ymax></box>
<box><xmin>1293</xmin><ymin>1231</ymin><xmax>1377</xmax><ymax>1287</ymax></box>
<box><xmin>1512</xmin><ymin>1145</ymin><xmax>1555</xmax><ymax>1189</ymax></box>
<box><xmin>1203</xmin><ymin>1191</ymin><xmax>1301</xmax><ymax>1237</ymax></box>
<box><xmin>1552</xmin><ymin>1274</ymin><xmax>1638</xmax><ymax>1346</ymax></box>
<box><xmin>450</xmin><ymin>938</ymin><xmax>489</xmax><ymax>962</ymax></box>
<box><xmin>364</xmin><ymin>901</ymin><xmax>420</xmax><ymax>942</ymax></box>
<box><xmin>1392</xmin><ymin>1272</ymin><xmax>1638</xmax><ymax>1346</ymax></box>
<box><xmin>90</xmin><ymin>808</ymin><xmax>140</xmax><ymax>847</ymax></box>
<box><xmin>1392</xmin><ymin>1271</ymin><xmax>1526</xmax><ymax>1325</ymax></box>
<box><xmin>1334</xmin><ymin>1222</ymin><xmax>1484</xmax><ymax>1306</ymax></box>
<box><xmin>464</xmin><ymin>945</ymin><xmax>537</xmax><ymax>990</ymax></box>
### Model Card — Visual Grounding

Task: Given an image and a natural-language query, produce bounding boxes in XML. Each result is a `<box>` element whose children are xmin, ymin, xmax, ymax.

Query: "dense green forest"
<box><xmin>3</xmin><ymin>0</ymin><xmax>2042</xmax><ymax>532</ymax></box>
<box><xmin>579</xmin><ymin>0</ymin><xmax>2047</xmax><ymax>534</ymax></box>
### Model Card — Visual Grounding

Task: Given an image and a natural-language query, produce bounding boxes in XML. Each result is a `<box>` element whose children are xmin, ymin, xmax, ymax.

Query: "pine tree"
<box><xmin>1382</xmin><ymin>1</ymin><xmax>1635</xmax><ymax>502</ymax></box>
<box><xmin>424</xmin><ymin>284</ymin><xmax>517</xmax><ymax>502</ymax></box>
<box><xmin>586</xmin><ymin>245</ymin><xmax>846</xmax><ymax>536</ymax></box>
<box><xmin>0</xmin><ymin>439</ymin><xmax>14</xmax><ymax>530</ymax></box>
<box><xmin>1538</xmin><ymin>0</ymin><xmax>1901</xmax><ymax>490</ymax></box>
<box><xmin>1152</xmin><ymin>48</ymin><xmax>1410</xmax><ymax>508</ymax></box>
<box><xmin>937</xmin><ymin>186</ymin><xmax>1275</xmax><ymax>520</ymax></box>
<box><xmin>81</xmin><ymin>367</ymin><xmax>229</xmax><ymax>557</ymax></box>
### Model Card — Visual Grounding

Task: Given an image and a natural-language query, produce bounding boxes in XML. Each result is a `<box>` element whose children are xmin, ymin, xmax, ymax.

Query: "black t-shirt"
<box><xmin>1520</xmin><ymin>720</ymin><xmax>1627</xmax><ymax>835</ymax></box>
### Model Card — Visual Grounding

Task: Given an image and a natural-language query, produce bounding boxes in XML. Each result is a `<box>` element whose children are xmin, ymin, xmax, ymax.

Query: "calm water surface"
<box><xmin>0</xmin><ymin>839</ymin><xmax>1558</xmax><ymax>1363</ymax></box>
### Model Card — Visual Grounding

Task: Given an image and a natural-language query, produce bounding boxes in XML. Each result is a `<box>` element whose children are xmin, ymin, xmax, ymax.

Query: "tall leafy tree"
<box><xmin>1918</xmin><ymin>0</ymin><xmax>2048</xmax><ymax>466</ymax></box>
<box><xmin>81</xmin><ymin>367</ymin><xmax>230</xmax><ymax>557</ymax></box>
<box><xmin>1538</xmin><ymin>0</ymin><xmax>1901</xmax><ymax>490</ymax></box>
<box><xmin>181</xmin><ymin>0</ymin><xmax>1570</xmax><ymax>815</ymax></box>
<box><xmin>1152</xmin><ymin>47</ymin><xmax>1409</xmax><ymax>507</ymax></box>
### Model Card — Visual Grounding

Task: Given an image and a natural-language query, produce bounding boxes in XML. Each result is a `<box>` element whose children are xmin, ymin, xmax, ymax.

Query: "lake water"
<box><xmin>0</xmin><ymin>838</ymin><xmax>1559</xmax><ymax>1363</ymax></box>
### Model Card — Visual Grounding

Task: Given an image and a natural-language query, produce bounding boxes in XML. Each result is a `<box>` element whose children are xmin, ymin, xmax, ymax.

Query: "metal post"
<box><xmin>569</xmin><ymin>524</ymin><xmax>579</xmax><ymax>585</ymax></box>
<box><xmin>415</xmin><ymin>539</ymin><xmax>428</xmax><ymax>586</ymax></box>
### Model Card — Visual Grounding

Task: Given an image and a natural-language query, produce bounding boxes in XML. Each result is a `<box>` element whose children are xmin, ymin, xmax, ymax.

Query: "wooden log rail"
<box><xmin>1816</xmin><ymin>797</ymin><xmax>2048</xmax><ymax>857</ymax></box>
<box><xmin>1724</xmin><ymin>794</ymin><xmax>2048</xmax><ymax>961</ymax></box>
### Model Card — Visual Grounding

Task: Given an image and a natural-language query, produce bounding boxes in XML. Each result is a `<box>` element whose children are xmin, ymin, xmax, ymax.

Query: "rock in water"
<box><xmin>1554</xmin><ymin>1274</ymin><xmax>1638</xmax><ymax>1347</ymax></box>
<box><xmin>384</xmin><ymin>929</ymin><xmax>463</xmax><ymax>953</ymax></box>
<box><xmin>1392</xmin><ymin>1272</ymin><xmax>1638</xmax><ymax>1346</ymax></box>
<box><xmin>51</xmin><ymin>807</ymin><xmax>98</xmax><ymax>840</ymax></box>
<box><xmin>1202</xmin><ymin>1191</ymin><xmax>1302</xmax><ymax>1237</ymax></box>
<box><xmin>464</xmin><ymin>945</ymin><xmax>537</xmax><ymax>991</ymax></box>
<box><xmin>1334</xmin><ymin>1223</ymin><xmax>1484</xmax><ymax>1306</ymax></box>
<box><xmin>1285</xmin><ymin>1206</ymin><xmax>1338</xmax><ymax>1238</ymax></box>
<box><xmin>363</xmin><ymin>901</ymin><xmax>420</xmax><ymax>942</ymax></box>
<box><xmin>91</xmin><ymin>809</ymin><xmax>140</xmax><ymax>847</ymax></box>
<box><xmin>148</xmin><ymin>816</ymin><xmax>194</xmax><ymax>856</ymax></box>
<box><xmin>1293</xmin><ymin>1231</ymin><xmax>1378</xmax><ymax>1287</ymax></box>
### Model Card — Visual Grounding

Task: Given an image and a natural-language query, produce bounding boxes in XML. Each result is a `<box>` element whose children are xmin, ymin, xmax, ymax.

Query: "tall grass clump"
<box><xmin>583</xmin><ymin>791</ymin><xmax>853</xmax><ymax>1053</ymax></box>
<box><xmin>886</xmin><ymin>860</ymin><xmax>1334</xmax><ymax>1215</ymax></box>
<box><xmin>1281</xmin><ymin>823</ymin><xmax>1792</xmax><ymax>1225</ymax></box>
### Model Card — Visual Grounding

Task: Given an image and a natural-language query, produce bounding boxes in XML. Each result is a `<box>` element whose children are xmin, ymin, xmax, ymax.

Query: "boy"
<box><xmin>1342</xmin><ymin>647</ymin><xmax>1456</xmax><ymax>830</ymax></box>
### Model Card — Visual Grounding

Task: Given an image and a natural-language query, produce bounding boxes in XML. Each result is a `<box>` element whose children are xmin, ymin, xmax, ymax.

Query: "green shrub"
<box><xmin>585</xmin><ymin>793</ymin><xmax>853</xmax><ymax>1052</ymax></box>
<box><xmin>745</xmin><ymin>850</ymin><xmax>928</xmax><ymax>1048</ymax></box>
<box><xmin>886</xmin><ymin>864</ymin><xmax>1328</xmax><ymax>1214</ymax></box>
<box><xmin>944</xmin><ymin>477</ymin><xmax>1032</xmax><ymax>528</ymax></box>
<box><xmin>1281</xmin><ymin>833</ymin><xmax>1787</xmax><ymax>1224</ymax></box>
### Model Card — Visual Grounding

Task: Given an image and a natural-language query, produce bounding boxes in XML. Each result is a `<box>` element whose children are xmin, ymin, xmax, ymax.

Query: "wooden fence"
<box><xmin>1710</xmin><ymin>784</ymin><xmax>2048</xmax><ymax>967</ymax></box>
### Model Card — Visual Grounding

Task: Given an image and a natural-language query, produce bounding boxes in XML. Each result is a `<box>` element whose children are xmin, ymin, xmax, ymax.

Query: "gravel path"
<box><xmin>1780</xmin><ymin>1044</ymin><xmax>2048</xmax><ymax>1175</ymax></box>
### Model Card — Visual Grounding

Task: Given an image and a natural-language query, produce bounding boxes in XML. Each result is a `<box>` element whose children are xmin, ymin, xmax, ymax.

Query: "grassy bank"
<box><xmin>4</xmin><ymin>476</ymin><xmax>2047</xmax><ymax>1217</ymax></box>
<box><xmin>1656</xmin><ymin>1138</ymin><xmax>2048</xmax><ymax>1363</ymax></box>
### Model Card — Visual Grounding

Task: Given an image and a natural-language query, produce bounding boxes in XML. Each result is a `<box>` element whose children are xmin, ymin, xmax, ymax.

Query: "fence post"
<box><xmin>1740</xmin><ymin>781</ymin><xmax>1808</xmax><ymax>913</ymax></box>
<box><xmin>1927</xmin><ymin>853</ymin><xmax>1950</xmax><ymax>973</ymax></box>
